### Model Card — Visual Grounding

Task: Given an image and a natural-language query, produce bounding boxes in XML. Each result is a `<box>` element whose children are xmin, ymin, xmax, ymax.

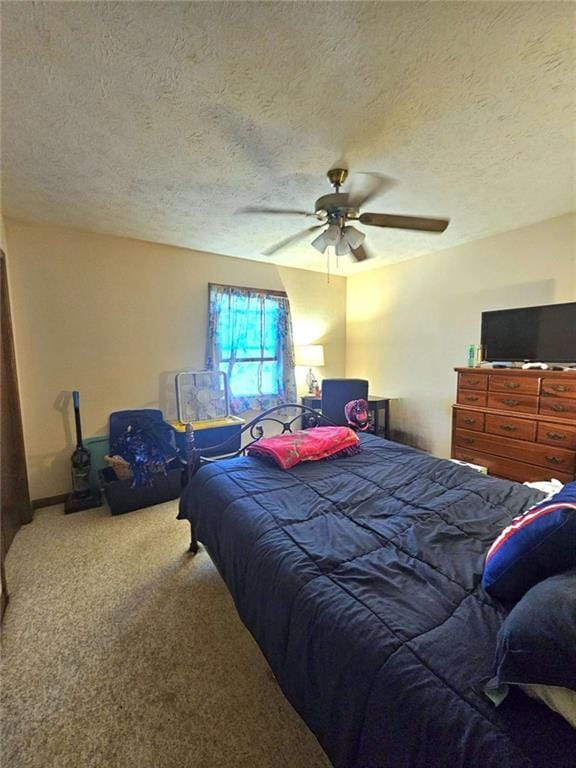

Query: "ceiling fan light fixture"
<box><xmin>342</xmin><ymin>225</ymin><xmax>365</xmax><ymax>249</ymax></box>
<box><xmin>324</xmin><ymin>223</ymin><xmax>341</xmax><ymax>246</ymax></box>
<box><xmin>335</xmin><ymin>237</ymin><xmax>351</xmax><ymax>256</ymax></box>
<box><xmin>311</xmin><ymin>231</ymin><xmax>329</xmax><ymax>253</ymax></box>
<box><xmin>312</xmin><ymin>223</ymin><xmax>341</xmax><ymax>253</ymax></box>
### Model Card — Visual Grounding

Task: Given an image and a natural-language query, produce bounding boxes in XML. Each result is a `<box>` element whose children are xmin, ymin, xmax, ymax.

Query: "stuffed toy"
<box><xmin>345</xmin><ymin>399</ymin><xmax>370</xmax><ymax>431</ymax></box>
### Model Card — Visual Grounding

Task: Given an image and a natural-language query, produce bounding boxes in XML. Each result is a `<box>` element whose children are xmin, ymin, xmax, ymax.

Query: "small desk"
<box><xmin>301</xmin><ymin>395</ymin><xmax>391</xmax><ymax>439</ymax></box>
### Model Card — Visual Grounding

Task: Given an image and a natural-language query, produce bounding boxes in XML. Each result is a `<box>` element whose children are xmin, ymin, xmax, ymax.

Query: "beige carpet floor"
<box><xmin>1</xmin><ymin>501</ymin><xmax>331</xmax><ymax>768</ymax></box>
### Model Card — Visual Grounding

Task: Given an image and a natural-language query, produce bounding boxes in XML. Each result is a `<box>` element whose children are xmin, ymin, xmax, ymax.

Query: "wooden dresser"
<box><xmin>451</xmin><ymin>367</ymin><xmax>576</xmax><ymax>483</ymax></box>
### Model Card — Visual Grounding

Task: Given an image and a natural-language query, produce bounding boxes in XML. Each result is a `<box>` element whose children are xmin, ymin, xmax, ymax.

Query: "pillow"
<box><xmin>521</xmin><ymin>684</ymin><xmax>576</xmax><ymax>730</ymax></box>
<box><xmin>246</xmin><ymin>426</ymin><xmax>360</xmax><ymax>470</ymax></box>
<box><xmin>492</xmin><ymin>569</ymin><xmax>576</xmax><ymax>690</ymax></box>
<box><xmin>481</xmin><ymin>481</ymin><xmax>576</xmax><ymax>602</ymax></box>
<box><xmin>484</xmin><ymin>570</ymin><xmax>576</xmax><ymax>727</ymax></box>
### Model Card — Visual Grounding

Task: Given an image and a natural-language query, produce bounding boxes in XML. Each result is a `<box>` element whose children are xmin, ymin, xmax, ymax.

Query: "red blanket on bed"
<box><xmin>246</xmin><ymin>426</ymin><xmax>359</xmax><ymax>470</ymax></box>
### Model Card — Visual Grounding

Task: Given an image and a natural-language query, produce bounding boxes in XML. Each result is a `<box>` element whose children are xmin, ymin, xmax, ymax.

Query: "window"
<box><xmin>206</xmin><ymin>284</ymin><xmax>297</xmax><ymax>412</ymax></box>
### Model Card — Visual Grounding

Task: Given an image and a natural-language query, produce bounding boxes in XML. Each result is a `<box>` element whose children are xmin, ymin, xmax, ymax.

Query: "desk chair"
<box><xmin>321</xmin><ymin>379</ymin><xmax>369</xmax><ymax>426</ymax></box>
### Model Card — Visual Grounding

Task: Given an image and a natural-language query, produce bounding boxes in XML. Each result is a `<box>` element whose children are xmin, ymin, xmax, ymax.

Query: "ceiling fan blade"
<box><xmin>348</xmin><ymin>173</ymin><xmax>397</xmax><ymax>209</ymax></box>
<box><xmin>350</xmin><ymin>243</ymin><xmax>370</xmax><ymax>262</ymax></box>
<box><xmin>263</xmin><ymin>225</ymin><xmax>324</xmax><ymax>256</ymax></box>
<box><xmin>359</xmin><ymin>213</ymin><xmax>449</xmax><ymax>232</ymax></box>
<box><xmin>237</xmin><ymin>206</ymin><xmax>312</xmax><ymax>216</ymax></box>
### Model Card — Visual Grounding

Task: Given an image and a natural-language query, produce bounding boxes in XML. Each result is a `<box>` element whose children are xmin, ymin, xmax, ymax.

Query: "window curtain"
<box><xmin>206</xmin><ymin>284</ymin><xmax>297</xmax><ymax>414</ymax></box>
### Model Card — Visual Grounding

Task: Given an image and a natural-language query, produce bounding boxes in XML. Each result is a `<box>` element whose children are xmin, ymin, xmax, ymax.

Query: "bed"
<box><xmin>177</xmin><ymin>412</ymin><xmax>576</xmax><ymax>768</ymax></box>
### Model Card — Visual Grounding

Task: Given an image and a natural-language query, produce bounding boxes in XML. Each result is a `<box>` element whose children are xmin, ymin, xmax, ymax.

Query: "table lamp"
<box><xmin>295</xmin><ymin>344</ymin><xmax>325</xmax><ymax>394</ymax></box>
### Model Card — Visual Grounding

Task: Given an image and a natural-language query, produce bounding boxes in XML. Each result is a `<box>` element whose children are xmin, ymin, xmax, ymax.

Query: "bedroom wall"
<box><xmin>346</xmin><ymin>213</ymin><xmax>576</xmax><ymax>458</ymax></box>
<box><xmin>4</xmin><ymin>218</ymin><xmax>346</xmax><ymax>499</ymax></box>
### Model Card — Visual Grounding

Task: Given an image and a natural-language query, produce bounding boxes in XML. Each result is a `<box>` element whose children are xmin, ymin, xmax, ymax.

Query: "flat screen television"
<box><xmin>480</xmin><ymin>302</ymin><xmax>576</xmax><ymax>363</ymax></box>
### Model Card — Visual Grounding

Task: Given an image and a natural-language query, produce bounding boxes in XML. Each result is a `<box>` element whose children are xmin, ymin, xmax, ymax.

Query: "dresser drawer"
<box><xmin>454</xmin><ymin>409</ymin><xmax>485</xmax><ymax>432</ymax></box>
<box><xmin>537</xmin><ymin>422</ymin><xmax>576</xmax><ymax>451</ymax></box>
<box><xmin>489</xmin><ymin>375</ymin><xmax>539</xmax><ymax>395</ymax></box>
<box><xmin>458</xmin><ymin>373</ymin><xmax>488</xmax><ymax>391</ymax></box>
<box><xmin>487</xmin><ymin>393</ymin><xmax>538</xmax><ymax>414</ymax></box>
<box><xmin>451</xmin><ymin>447</ymin><xmax>574</xmax><ymax>485</ymax></box>
<box><xmin>485</xmin><ymin>414</ymin><xmax>536</xmax><ymax>442</ymax></box>
<box><xmin>458</xmin><ymin>390</ymin><xmax>487</xmax><ymax>407</ymax></box>
<box><xmin>454</xmin><ymin>428</ymin><xmax>575</xmax><ymax>473</ymax></box>
<box><xmin>539</xmin><ymin>397</ymin><xmax>576</xmax><ymax>421</ymax></box>
<box><xmin>542</xmin><ymin>378</ymin><xmax>576</xmax><ymax>399</ymax></box>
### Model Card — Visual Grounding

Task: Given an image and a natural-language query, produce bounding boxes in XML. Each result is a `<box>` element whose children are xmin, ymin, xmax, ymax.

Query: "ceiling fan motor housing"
<box><xmin>314</xmin><ymin>193</ymin><xmax>359</xmax><ymax>222</ymax></box>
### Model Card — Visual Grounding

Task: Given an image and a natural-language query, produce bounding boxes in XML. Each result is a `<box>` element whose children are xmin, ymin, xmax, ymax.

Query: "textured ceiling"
<box><xmin>1</xmin><ymin>1</ymin><xmax>575</xmax><ymax>274</ymax></box>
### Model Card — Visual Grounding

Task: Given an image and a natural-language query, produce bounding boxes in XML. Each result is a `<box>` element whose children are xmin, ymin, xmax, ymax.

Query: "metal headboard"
<box><xmin>182</xmin><ymin>403</ymin><xmax>340</xmax><ymax>553</ymax></box>
<box><xmin>183</xmin><ymin>403</ymin><xmax>339</xmax><ymax>478</ymax></box>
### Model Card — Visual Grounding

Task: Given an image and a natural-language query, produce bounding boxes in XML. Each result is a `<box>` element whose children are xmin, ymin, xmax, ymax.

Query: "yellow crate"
<box><xmin>170</xmin><ymin>416</ymin><xmax>245</xmax><ymax>432</ymax></box>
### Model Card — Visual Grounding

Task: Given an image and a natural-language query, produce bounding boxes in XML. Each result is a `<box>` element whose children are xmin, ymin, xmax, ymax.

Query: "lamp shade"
<box><xmin>311</xmin><ymin>224</ymin><xmax>340</xmax><ymax>253</ymax></box>
<box><xmin>342</xmin><ymin>225</ymin><xmax>365</xmax><ymax>249</ymax></box>
<box><xmin>295</xmin><ymin>344</ymin><xmax>325</xmax><ymax>367</ymax></box>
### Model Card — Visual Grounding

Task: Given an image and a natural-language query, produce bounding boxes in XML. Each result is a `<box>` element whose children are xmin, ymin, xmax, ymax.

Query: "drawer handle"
<box><xmin>466</xmin><ymin>379</ymin><xmax>480</xmax><ymax>385</ymax></box>
<box><xmin>464</xmin><ymin>395</ymin><xmax>479</xmax><ymax>402</ymax></box>
<box><xmin>500</xmin><ymin>424</ymin><xmax>517</xmax><ymax>432</ymax></box>
<box><xmin>463</xmin><ymin>418</ymin><xmax>476</xmax><ymax>425</ymax></box>
<box><xmin>502</xmin><ymin>399</ymin><xmax>520</xmax><ymax>407</ymax></box>
<box><xmin>504</xmin><ymin>382</ymin><xmax>520</xmax><ymax>389</ymax></box>
<box><xmin>461</xmin><ymin>437</ymin><xmax>475</xmax><ymax>445</ymax></box>
<box><xmin>551</xmin><ymin>403</ymin><xmax>568</xmax><ymax>413</ymax></box>
<box><xmin>546</xmin><ymin>431</ymin><xmax>566</xmax><ymax>441</ymax></box>
<box><xmin>546</xmin><ymin>455</ymin><xmax>565</xmax><ymax>465</ymax></box>
<box><xmin>551</xmin><ymin>385</ymin><xmax>569</xmax><ymax>392</ymax></box>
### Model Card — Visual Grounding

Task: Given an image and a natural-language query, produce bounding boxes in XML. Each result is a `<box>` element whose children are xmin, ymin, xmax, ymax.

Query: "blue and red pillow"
<box><xmin>482</xmin><ymin>481</ymin><xmax>576</xmax><ymax>602</ymax></box>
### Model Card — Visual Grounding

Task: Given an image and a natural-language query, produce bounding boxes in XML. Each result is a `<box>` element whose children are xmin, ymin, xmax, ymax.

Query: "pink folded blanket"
<box><xmin>246</xmin><ymin>426</ymin><xmax>360</xmax><ymax>470</ymax></box>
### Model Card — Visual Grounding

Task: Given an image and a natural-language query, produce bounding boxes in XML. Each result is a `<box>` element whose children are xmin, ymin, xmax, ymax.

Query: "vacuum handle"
<box><xmin>72</xmin><ymin>390</ymin><xmax>83</xmax><ymax>448</ymax></box>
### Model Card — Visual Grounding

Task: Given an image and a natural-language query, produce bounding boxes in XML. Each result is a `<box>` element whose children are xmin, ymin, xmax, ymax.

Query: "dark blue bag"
<box><xmin>109</xmin><ymin>409</ymin><xmax>178</xmax><ymax>487</ymax></box>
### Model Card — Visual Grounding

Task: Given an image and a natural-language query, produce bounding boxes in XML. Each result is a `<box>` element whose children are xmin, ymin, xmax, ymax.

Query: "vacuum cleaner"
<box><xmin>65</xmin><ymin>390</ymin><xmax>102</xmax><ymax>513</ymax></box>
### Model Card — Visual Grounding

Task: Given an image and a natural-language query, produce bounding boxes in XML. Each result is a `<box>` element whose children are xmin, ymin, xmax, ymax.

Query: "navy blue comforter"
<box><xmin>178</xmin><ymin>434</ymin><xmax>576</xmax><ymax>767</ymax></box>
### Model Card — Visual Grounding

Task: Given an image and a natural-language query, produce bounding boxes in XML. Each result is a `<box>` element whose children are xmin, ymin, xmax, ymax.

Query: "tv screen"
<box><xmin>481</xmin><ymin>302</ymin><xmax>576</xmax><ymax>363</ymax></box>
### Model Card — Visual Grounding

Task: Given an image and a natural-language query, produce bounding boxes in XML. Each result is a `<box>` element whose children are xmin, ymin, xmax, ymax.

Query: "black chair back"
<box><xmin>321</xmin><ymin>379</ymin><xmax>369</xmax><ymax>426</ymax></box>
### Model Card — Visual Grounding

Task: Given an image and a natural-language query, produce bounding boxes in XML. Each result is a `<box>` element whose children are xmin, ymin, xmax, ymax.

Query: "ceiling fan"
<box><xmin>239</xmin><ymin>168</ymin><xmax>450</xmax><ymax>262</ymax></box>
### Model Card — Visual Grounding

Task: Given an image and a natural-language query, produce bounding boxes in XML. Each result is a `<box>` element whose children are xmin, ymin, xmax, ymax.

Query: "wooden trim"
<box><xmin>1</xmin><ymin>554</ymin><xmax>8</xmax><ymax>622</ymax></box>
<box><xmin>31</xmin><ymin>494</ymin><xmax>67</xmax><ymax>511</ymax></box>
<box><xmin>1</xmin><ymin>249</ymin><xmax>33</xmax><ymax>558</ymax></box>
<box><xmin>1</xmin><ymin>246</ymin><xmax>34</xmax><ymax>624</ymax></box>
<box><xmin>208</xmin><ymin>283</ymin><xmax>287</xmax><ymax>298</ymax></box>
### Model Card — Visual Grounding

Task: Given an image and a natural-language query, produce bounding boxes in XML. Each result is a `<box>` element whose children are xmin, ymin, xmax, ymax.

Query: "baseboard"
<box><xmin>31</xmin><ymin>494</ymin><xmax>67</xmax><ymax>510</ymax></box>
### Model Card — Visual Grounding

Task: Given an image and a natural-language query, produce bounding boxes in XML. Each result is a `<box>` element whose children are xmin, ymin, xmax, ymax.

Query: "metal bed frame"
<box><xmin>183</xmin><ymin>403</ymin><xmax>333</xmax><ymax>554</ymax></box>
